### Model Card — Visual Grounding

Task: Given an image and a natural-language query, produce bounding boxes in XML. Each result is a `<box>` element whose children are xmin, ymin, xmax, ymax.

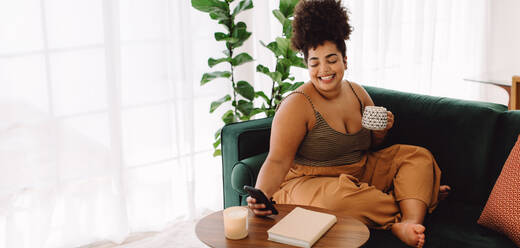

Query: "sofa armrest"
<box><xmin>221</xmin><ymin>117</ymin><xmax>273</xmax><ymax>208</ymax></box>
<box><xmin>231</xmin><ymin>152</ymin><xmax>268</xmax><ymax>196</ymax></box>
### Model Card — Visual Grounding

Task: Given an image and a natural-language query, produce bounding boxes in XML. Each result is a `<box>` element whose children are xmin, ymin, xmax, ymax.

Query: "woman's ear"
<box><xmin>344</xmin><ymin>56</ymin><xmax>348</xmax><ymax>70</ymax></box>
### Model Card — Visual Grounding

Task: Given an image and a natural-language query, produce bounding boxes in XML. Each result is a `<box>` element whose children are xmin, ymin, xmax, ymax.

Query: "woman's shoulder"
<box><xmin>347</xmin><ymin>81</ymin><xmax>367</xmax><ymax>94</ymax></box>
<box><xmin>280</xmin><ymin>82</ymin><xmax>314</xmax><ymax>107</ymax></box>
<box><xmin>276</xmin><ymin>83</ymin><xmax>315</xmax><ymax>119</ymax></box>
<box><xmin>346</xmin><ymin>80</ymin><xmax>374</xmax><ymax>106</ymax></box>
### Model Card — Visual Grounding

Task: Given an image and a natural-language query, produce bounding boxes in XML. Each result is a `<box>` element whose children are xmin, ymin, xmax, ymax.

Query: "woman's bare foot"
<box><xmin>391</xmin><ymin>222</ymin><xmax>426</xmax><ymax>247</ymax></box>
<box><xmin>439</xmin><ymin>185</ymin><xmax>451</xmax><ymax>201</ymax></box>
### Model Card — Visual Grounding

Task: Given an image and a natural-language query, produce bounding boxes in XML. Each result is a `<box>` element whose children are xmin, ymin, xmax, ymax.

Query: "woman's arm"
<box><xmin>247</xmin><ymin>93</ymin><xmax>310</xmax><ymax>215</ymax></box>
<box><xmin>350</xmin><ymin>82</ymin><xmax>394</xmax><ymax>148</ymax></box>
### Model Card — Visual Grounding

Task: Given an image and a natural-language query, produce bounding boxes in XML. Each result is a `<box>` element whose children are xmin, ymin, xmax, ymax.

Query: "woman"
<box><xmin>247</xmin><ymin>0</ymin><xmax>450</xmax><ymax>247</ymax></box>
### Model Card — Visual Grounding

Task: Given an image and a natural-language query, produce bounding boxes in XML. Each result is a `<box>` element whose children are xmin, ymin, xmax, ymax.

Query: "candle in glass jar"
<box><xmin>223</xmin><ymin>206</ymin><xmax>248</xmax><ymax>239</ymax></box>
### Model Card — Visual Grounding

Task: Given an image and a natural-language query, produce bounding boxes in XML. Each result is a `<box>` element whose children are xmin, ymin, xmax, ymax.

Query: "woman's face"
<box><xmin>307</xmin><ymin>40</ymin><xmax>347</xmax><ymax>93</ymax></box>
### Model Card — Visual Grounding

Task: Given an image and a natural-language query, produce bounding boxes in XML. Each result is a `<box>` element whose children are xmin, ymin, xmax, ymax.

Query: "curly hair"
<box><xmin>291</xmin><ymin>0</ymin><xmax>352</xmax><ymax>62</ymax></box>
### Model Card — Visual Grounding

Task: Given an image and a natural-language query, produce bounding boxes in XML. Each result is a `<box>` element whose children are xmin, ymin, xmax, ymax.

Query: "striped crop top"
<box><xmin>281</xmin><ymin>82</ymin><xmax>371</xmax><ymax>166</ymax></box>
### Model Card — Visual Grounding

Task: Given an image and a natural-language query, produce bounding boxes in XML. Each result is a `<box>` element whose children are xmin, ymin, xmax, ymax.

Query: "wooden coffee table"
<box><xmin>195</xmin><ymin>204</ymin><xmax>370</xmax><ymax>248</ymax></box>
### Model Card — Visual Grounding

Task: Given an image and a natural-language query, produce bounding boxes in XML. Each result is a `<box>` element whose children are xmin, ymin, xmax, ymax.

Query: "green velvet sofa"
<box><xmin>221</xmin><ymin>86</ymin><xmax>520</xmax><ymax>247</ymax></box>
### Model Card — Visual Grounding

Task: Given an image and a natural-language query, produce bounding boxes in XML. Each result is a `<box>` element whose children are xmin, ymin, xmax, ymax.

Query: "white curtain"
<box><xmin>343</xmin><ymin>0</ymin><xmax>490</xmax><ymax>101</ymax></box>
<box><xmin>0</xmin><ymin>0</ymin><xmax>225</xmax><ymax>247</ymax></box>
<box><xmin>254</xmin><ymin>0</ymin><xmax>490</xmax><ymax>102</ymax></box>
<box><xmin>0</xmin><ymin>0</ymin><xmax>491</xmax><ymax>247</ymax></box>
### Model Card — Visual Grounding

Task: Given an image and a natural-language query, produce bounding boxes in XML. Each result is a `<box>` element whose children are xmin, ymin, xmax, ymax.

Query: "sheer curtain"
<box><xmin>0</xmin><ymin>0</ymin><xmax>225</xmax><ymax>247</ymax></box>
<box><xmin>0</xmin><ymin>0</ymin><xmax>491</xmax><ymax>247</ymax></box>
<box><xmin>265</xmin><ymin>0</ymin><xmax>491</xmax><ymax>102</ymax></box>
<box><xmin>344</xmin><ymin>0</ymin><xmax>490</xmax><ymax>101</ymax></box>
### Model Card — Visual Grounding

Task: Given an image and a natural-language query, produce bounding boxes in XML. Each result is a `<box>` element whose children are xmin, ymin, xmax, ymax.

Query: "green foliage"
<box><xmin>235</xmin><ymin>81</ymin><xmax>255</xmax><ymax>100</ymax></box>
<box><xmin>256</xmin><ymin>0</ymin><xmax>306</xmax><ymax>117</ymax></box>
<box><xmin>192</xmin><ymin>0</ymin><xmax>258</xmax><ymax>156</ymax></box>
<box><xmin>231</xmin><ymin>53</ymin><xmax>253</xmax><ymax>66</ymax></box>
<box><xmin>200</xmin><ymin>71</ymin><xmax>231</xmax><ymax>85</ymax></box>
<box><xmin>192</xmin><ymin>0</ymin><xmax>305</xmax><ymax>156</ymax></box>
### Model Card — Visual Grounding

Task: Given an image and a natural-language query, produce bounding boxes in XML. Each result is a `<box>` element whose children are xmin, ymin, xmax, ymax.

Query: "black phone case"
<box><xmin>243</xmin><ymin>185</ymin><xmax>278</xmax><ymax>215</ymax></box>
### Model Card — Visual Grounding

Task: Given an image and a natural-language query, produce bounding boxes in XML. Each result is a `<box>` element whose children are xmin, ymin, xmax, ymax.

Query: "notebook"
<box><xmin>267</xmin><ymin>207</ymin><xmax>337</xmax><ymax>248</ymax></box>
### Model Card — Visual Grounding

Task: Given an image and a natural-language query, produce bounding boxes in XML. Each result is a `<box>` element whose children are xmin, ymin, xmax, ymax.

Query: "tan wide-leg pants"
<box><xmin>272</xmin><ymin>144</ymin><xmax>442</xmax><ymax>230</ymax></box>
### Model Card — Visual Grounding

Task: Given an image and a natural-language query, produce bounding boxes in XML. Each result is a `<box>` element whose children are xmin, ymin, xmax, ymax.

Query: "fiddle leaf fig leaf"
<box><xmin>201</xmin><ymin>71</ymin><xmax>231</xmax><ymax>85</ymax></box>
<box><xmin>213</xmin><ymin>138</ymin><xmax>221</xmax><ymax>148</ymax></box>
<box><xmin>279</xmin><ymin>0</ymin><xmax>299</xmax><ymax>18</ymax></box>
<box><xmin>290</xmin><ymin>81</ymin><xmax>305</xmax><ymax>91</ymax></box>
<box><xmin>214</xmin><ymin>32</ymin><xmax>227</xmax><ymax>41</ymax></box>
<box><xmin>260</xmin><ymin>40</ymin><xmax>282</xmax><ymax>57</ymax></box>
<box><xmin>214</xmin><ymin>32</ymin><xmax>238</xmax><ymax>43</ymax></box>
<box><xmin>282</xmin><ymin>19</ymin><xmax>292</xmax><ymax>38</ymax></box>
<box><xmin>236</xmin><ymin>81</ymin><xmax>255</xmax><ymax>100</ymax></box>
<box><xmin>250</xmin><ymin>108</ymin><xmax>264</xmax><ymax>117</ymax></box>
<box><xmin>272</xmin><ymin>9</ymin><xmax>286</xmax><ymax>25</ymax></box>
<box><xmin>210</xmin><ymin>94</ymin><xmax>231</xmax><ymax>113</ymax></box>
<box><xmin>208</xmin><ymin>57</ymin><xmax>230</xmax><ymax>67</ymax></box>
<box><xmin>218</xmin><ymin>19</ymin><xmax>232</xmax><ymax>29</ymax></box>
<box><xmin>237</xmin><ymin>100</ymin><xmax>253</xmax><ymax>116</ymax></box>
<box><xmin>256</xmin><ymin>64</ymin><xmax>270</xmax><ymax>74</ymax></box>
<box><xmin>290</xmin><ymin>54</ymin><xmax>306</xmax><ymax>68</ymax></box>
<box><xmin>232</xmin><ymin>0</ymin><xmax>253</xmax><ymax>17</ymax></box>
<box><xmin>255</xmin><ymin>91</ymin><xmax>270</xmax><ymax>104</ymax></box>
<box><xmin>209</xmin><ymin>10</ymin><xmax>230</xmax><ymax>21</ymax></box>
<box><xmin>270</xmin><ymin>71</ymin><xmax>283</xmax><ymax>83</ymax></box>
<box><xmin>230</xmin><ymin>22</ymin><xmax>251</xmax><ymax>47</ymax></box>
<box><xmin>275</xmin><ymin>37</ymin><xmax>290</xmax><ymax>56</ymax></box>
<box><xmin>191</xmin><ymin>0</ymin><xmax>228</xmax><ymax>13</ymax></box>
<box><xmin>231</xmin><ymin>53</ymin><xmax>253</xmax><ymax>66</ymax></box>
<box><xmin>214</xmin><ymin>128</ymin><xmax>222</xmax><ymax>140</ymax></box>
<box><xmin>256</xmin><ymin>64</ymin><xmax>282</xmax><ymax>83</ymax></box>
<box><xmin>279</xmin><ymin>82</ymin><xmax>292</xmax><ymax>94</ymax></box>
<box><xmin>222</xmin><ymin>110</ymin><xmax>235</xmax><ymax>124</ymax></box>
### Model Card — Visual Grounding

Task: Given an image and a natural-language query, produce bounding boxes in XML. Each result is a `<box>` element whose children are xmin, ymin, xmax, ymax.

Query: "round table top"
<box><xmin>195</xmin><ymin>204</ymin><xmax>370</xmax><ymax>248</ymax></box>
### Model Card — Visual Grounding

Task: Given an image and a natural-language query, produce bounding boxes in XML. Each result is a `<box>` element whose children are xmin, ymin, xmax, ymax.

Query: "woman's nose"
<box><xmin>319</xmin><ymin>63</ymin><xmax>331</xmax><ymax>73</ymax></box>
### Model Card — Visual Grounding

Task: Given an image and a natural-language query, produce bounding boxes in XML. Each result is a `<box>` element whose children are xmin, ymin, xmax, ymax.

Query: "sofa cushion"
<box><xmin>486</xmin><ymin>112</ymin><xmax>520</xmax><ymax>199</ymax></box>
<box><xmin>364</xmin><ymin>86</ymin><xmax>506</xmax><ymax>205</ymax></box>
<box><xmin>425</xmin><ymin>201</ymin><xmax>516</xmax><ymax>248</ymax></box>
<box><xmin>364</xmin><ymin>201</ymin><xmax>516</xmax><ymax>247</ymax></box>
<box><xmin>478</xmin><ymin>135</ymin><xmax>520</xmax><ymax>246</ymax></box>
<box><xmin>230</xmin><ymin>152</ymin><xmax>268</xmax><ymax>195</ymax></box>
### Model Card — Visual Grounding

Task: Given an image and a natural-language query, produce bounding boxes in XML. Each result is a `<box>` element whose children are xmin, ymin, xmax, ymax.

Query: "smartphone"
<box><xmin>243</xmin><ymin>185</ymin><xmax>278</xmax><ymax>215</ymax></box>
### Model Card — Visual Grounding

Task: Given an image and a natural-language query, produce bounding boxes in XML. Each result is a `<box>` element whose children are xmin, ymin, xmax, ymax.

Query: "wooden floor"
<box><xmin>82</xmin><ymin>220</ymin><xmax>207</xmax><ymax>248</ymax></box>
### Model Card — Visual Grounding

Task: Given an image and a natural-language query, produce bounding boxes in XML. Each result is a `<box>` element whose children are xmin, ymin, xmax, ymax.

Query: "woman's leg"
<box><xmin>439</xmin><ymin>185</ymin><xmax>451</xmax><ymax>200</ymax></box>
<box><xmin>391</xmin><ymin>199</ymin><xmax>427</xmax><ymax>247</ymax></box>
<box><xmin>362</xmin><ymin>145</ymin><xmax>443</xmax><ymax>247</ymax></box>
<box><xmin>273</xmin><ymin>173</ymin><xmax>403</xmax><ymax>228</ymax></box>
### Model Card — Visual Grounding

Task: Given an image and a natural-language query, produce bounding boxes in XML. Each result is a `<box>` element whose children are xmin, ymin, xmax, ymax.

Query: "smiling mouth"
<box><xmin>319</xmin><ymin>74</ymin><xmax>335</xmax><ymax>82</ymax></box>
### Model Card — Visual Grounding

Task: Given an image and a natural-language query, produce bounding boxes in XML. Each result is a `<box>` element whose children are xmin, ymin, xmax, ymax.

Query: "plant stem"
<box><xmin>270</xmin><ymin>80</ymin><xmax>275</xmax><ymax>110</ymax></box>
<box><xmin>229</xmin><ymin>48</ymin><xmax>238</xmax><ymax>119</ymax></box>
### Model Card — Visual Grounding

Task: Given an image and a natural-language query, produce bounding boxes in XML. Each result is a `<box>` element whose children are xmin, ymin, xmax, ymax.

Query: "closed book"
<box><xmin>267</xmin><ymin>207</ymin><xmax>337</xmax><ymax>248</ymax></box>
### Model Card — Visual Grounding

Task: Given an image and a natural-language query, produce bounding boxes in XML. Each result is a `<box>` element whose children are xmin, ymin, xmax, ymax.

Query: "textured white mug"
<box><xmin>362</xmin><ymin>106</ymin><xmax>388</xmax><ymax>130</ymax></box>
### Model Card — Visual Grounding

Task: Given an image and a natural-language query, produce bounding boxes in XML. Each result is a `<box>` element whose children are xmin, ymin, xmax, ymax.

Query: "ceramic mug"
<box><xmin>362</xmin><ymin>106</ymin><xmax>388</xmax><ymax>130</ymax></box>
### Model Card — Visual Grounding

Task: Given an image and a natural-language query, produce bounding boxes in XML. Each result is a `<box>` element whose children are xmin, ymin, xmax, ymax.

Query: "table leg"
<box><xmin>512</xmin><ymin>76</ymin><xmax>519</xmax><ymax>110</ymax></box>
<box><xmin>489</xmin><ymin>83</ymin><xmax>512</xmax><ymax>109</ymax></box>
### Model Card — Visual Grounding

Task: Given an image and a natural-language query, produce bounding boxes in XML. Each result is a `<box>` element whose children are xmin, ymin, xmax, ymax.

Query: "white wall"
<box><xmin>482</xmin><ymin>0</ymin><xmax>520</xmax><ymax>105</ymax></box>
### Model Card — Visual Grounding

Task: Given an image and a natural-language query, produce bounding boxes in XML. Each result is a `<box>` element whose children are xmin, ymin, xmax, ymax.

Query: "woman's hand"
<box><xmin>246</xmin><ymin>196</ymin><xmax>273</xmax><ymax>216</ymax></box>
<box><xmin>372</xmin><ymin>111</ymin><xmax>394</xmax><ymax>137</ymax></box>
<box><xmin>385</xmin><ymin>111</ymin><xmax>394</xmax><ymax>130</ymax></box>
